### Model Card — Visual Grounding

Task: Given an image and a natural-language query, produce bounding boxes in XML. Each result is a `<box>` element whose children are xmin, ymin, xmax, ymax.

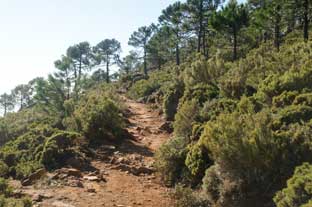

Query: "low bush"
<box><xmin>0</xmin><ymin>161</ymin><xmax>8</xmax><ymax>177</ymax></box>
<box><xmin>155</xmin><ymin>136</ymin><xmax>190</xmax><ymax>186</ymax></box>
<box><xmin>202</xmin><ymin>165</ymin><xmax>244</xmax><ymax>207</ymax></box>
<box><xmin>274</xmin><ymin>163</ymin><xmax>312</xmax><ymax>207</ymax></box>
<box><xmin>0</xmin><ymin>125</ymin><xmax>87</xmax><ymax>179</ymax></box>
<box><xmin>128</xmin><ymin>70</ymin><xmax>173</xmax><ymax>100</ymax></box>
<box><xmin>173</xmin><ymin>184</ymin><xmax>210</xmax><ymax>207</ymax></box>
<box><xmin>180</xmin><ymin>84</ymin><xmax>219</xmax><ymax>106</ymax></box>
<box><xmin>173</xmin><ymin>99</ymin><xmax>200</xmax><ymax>138</ymax></box>
<box><xmin>163</xmin><ymin>80</ymin><xmax>184</xmax><ymax>121</ymax></box>
<box><xmin>0</xmin><ymin>178</ymin><xmax>32</xmax><ymax>207</ymax></box>
<box><xmin>69</xmin><ymin>92</ymin><xmax>125</xmax><ymax>143</ymax></box>
<box><xmin>185</xmin><ymin>143</ymin><xmax>212</xmax><ymax>183</ymax></box>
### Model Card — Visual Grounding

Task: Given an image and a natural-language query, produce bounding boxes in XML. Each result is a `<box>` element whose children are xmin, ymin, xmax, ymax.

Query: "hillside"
<box><xmin>1</xmin><ymin>0</ymin><xmax>312</xmax><ymax>207</ymax></box>
<box><xmin>9</xmin><ymin>97</ymin><xmax>172</xmax><ymax>207</ymax></box>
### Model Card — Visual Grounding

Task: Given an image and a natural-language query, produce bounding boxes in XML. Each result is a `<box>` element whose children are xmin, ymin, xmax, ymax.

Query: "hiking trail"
<box><xmin>12</xmin><ymin>97</ymin><xmax>173</xmax><ymax>207</ymax></box>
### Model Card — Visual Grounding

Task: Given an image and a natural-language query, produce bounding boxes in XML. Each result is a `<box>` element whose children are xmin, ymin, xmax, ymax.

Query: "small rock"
<box><xmin>67</xmin><ymin>180</ymin><xmax>84</xmax><ymax>188</ymax></box>
<box><xmin>21</xmin><ymin>168</ymin><xmax>46</xmax><ymax>186</ymax></box>
<box><xmin>31</xmin><ymin>193</ymin><xmax>53</xmax><ymax>202</ymax></box>
<box><xmin>83</xmin><ymin>175</ymin><xmax>100</xmax><ymax>182</ymax></box>
<box><xmin>86</xmin><ymin>188</ymin><xmax>96</xmax><ymax>193</ymax></box>
<box><xmin>159</xmin><ymin>121</ymin><xmax>173</xmax><ymax>133</ymax></box>
<box><xmin>54</xmin><ymin>168</ymin><xmax>82</xmax><ymax>179</ymax></box>
<box><xmin>101</xmin><ymin>145</ymin><xmax>116</xmax><ymax>150</ymax></box>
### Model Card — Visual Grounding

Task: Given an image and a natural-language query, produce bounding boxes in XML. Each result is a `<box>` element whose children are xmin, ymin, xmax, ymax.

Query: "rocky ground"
<box><xmin>10</xmin><ymin>98</ymin><xmax>173</xmax><ymax>207</ymax></box>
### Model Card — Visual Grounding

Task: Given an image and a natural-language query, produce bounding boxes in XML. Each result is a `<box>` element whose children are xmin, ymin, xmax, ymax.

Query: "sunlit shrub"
<box><xmin>155</xmin><ymin>136</ymin><xmax>190</xmax><ymax>186</ymax></box>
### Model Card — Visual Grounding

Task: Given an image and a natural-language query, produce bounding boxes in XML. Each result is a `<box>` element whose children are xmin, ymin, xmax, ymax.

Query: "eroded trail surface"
<box><xmin>12</xmin><ymin>98</ymin><xmax>173</xmax><ymax>207</ymax></box>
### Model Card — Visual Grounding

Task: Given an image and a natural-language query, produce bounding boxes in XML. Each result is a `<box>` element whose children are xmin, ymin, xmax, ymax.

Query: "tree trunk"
<box><xmin>203</xmin><ymin>29</ymin><xmax>208</xmax><ymax>59</ymax></box>
<box><xmin>274</xmin><ymin>4</ymin><xmax>281</xmax><ymax>51</ymax></box>
<box><xmin>303</xmin><ymin>0</ymin><xmax>309</xmax><ymax>41</ymax></box>
<box><xmin>197</xmin><ymin>0</ymin><xmax>204</xmax><ymax>53</ymax></box>
<box><xmin>176</xmin><ymin>44</ymin><xmax>180</xmax><ymax>65</ymax></box>
<box><xmin>20</xmin><ymin>96</ymin><xmax>23</xmax><ymax>110</ymax></box>
<box><xmin>4</xmin><ymin>103</ymin><xmax>7</xmax><ymax>116</ymax></box>
<box><xmin>78</xmin><ymin>56</ymin><xmax>82</xmax><ymax>81</ymax></box>
<box><xmin>106</xmin><ymin>55</ymin><xmax>110</xmax><ymax>83</ymax></box>
<box><xmin>233</xmin><ymin>26</ymin><xmax>238</xmax><ymax>61</ymax></box>
<box><xmin>158</xmin><ymin>56</ymin><xmax>162</xmax><ymax>70</ymax></box>
<box><xmin>144</xmin><ymin>46</ymin><xmax>147</xmax><ymax>76</ymax></box>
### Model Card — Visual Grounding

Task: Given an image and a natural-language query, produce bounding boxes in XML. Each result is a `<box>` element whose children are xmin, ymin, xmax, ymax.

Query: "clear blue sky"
<box><xmin>0</xmin><ymin>0</ymin><xmax>245</xmax><ymax>94</ymax></box>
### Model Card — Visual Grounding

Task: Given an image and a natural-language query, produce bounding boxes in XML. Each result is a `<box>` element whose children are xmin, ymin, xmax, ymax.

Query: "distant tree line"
<box><xmin>1</xmin><ymin>0</ymin><xmax>311</xmax><ymax>116</ymax></box>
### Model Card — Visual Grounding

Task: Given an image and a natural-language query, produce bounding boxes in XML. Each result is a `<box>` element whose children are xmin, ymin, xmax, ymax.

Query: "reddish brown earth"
<box><xmin>11</xmin><ymin>98</ymin><xmax>173</xmax><ymax>207</ymax></box>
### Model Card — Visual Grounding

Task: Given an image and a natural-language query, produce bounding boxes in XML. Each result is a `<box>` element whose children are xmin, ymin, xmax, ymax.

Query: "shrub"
<box><xmin>0</xmin><ymin>178</ymin><xmax>12</xmax><ymax>196</ymax></box>
<box><xmin>0</xmin><ymin>107</ymin><xmax>59</xmax><ymax>147</ymax></box>
<box><xmin>174</xmin><ymin>99</ymin><xmax>200</xmax><ymax>138</ymax></box>
<box><xmin>173</xmin><ymin>184</ymin><xmax>210</xmax><ymax>207</ymax></box>
<box><xmin>155</xmin><ymin>136</ymin><xmax>190</xmax><ymax>186</ymax></box>
<box><xmin>274</xmin><ymin>163</ymin><xmax>312</xmax><ymax>207</ymax></box>
<box><xmin>128</xmin><ymin>70</ymin><xmax>173</xmax><ymax>100</ymax></box>
<box><xmin>163</xmin><ymin>81</ymin><xmax>184</xmax><ymax>121</ymax></box>
<box><xmin>272</xmin><ymin>91</ymin><xmax>299</xmax><ymax>108</ymax></box>
<box><xmin>0</xmin><ymin>161</ymin><xmax>8</xmax><ymax>177</ymax></box>
<box><xmin>0</xmin><ymin>125</ymin><xmax>87</xmax><ymax>178</ymax></box>
<box><xmin>202</xmin><ymin>165</ymin><xmax>244</xmax><ymax>207</ymax></box>
<box><xmin>128</xmin><ymin>79</ymin><xmax>157</xmax><ymax>99</ymax></box>
<box><xmin>71</xmin><ymin>94</ymin><xmax>124</xmax><ymax>142</ymax></box>
<box><xmin>0</xmin><ymin>178</ymin><xmax>32</xmax><ymax>207</ymax></box>
<box><xmin>40</xmin><ymin>131</ymin><xmax>86</xmax><ymax>170</ymax></box>
<box><xmin>274</xmin><ymin>105</ymin><xmax>312</xmax><ymax>128</ymax></box>
<box><xmin>199</xmin><ymin>98</ymin><xmax>237</xmax><ymax>122</ymax></box>
<box><xmin>185</xmin><ymin>143</ymin><xmax>212</xmax><ymax>182</ymax></box>
<box><xmin>181</xmin><ymin>84</ymin><xmax>219</xmax><ymax>106</ymax></box>
<box><xmin>183</xmin><ymin>54</ymin><xmax>227</xmax><ymax>89</ymax></box>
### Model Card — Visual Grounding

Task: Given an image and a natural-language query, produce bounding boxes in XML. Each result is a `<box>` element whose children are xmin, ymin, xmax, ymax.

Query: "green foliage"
<box><xmin>128</xmin><ymin>79</ymin><xmax>156</xmax><ymax>99</ymax></box>
<box><xmin>181</xmin><ymin>84</ymin><xmax>219</xmax><ymax>106</ymax></box>
<box><xmin>274</xmin><ymin>163</ymin><xmax>312</xmax><ymax>207</ymax></box>
<box><xmin>0</xmin><ymin>161</ymin><xmax>8</xmax><ymax>177</ymax></box>
<box><xmin>41</xmin><ymin>131</ymin><xmax>86</xmax><ymax>170</ymax></box>
<box><xmin>174</xmin><ymin>99</ymin><xmax>199</xmax><ymax>138</ymax></box>
<box><xmin>202</xmin><ymin>165</ymin><xmax>243</xmax><ymax>207</ymax></box>
<box><xmin>183</xmin><ymin>54</ymin><xmax>227</xmax><ymax>89</ymax></box>
<box><xmin>173</xmin><ymin>184</ymin><xmax>210</xmax><ymax>207</ymax></box>
<box><xmin>199</xmin><ymin>98</ymin><xmax>237</xmax><ymax>122</ymax></box>
<box><xmin>0</xmin><ymin>125</ymin><xmax>87</xmax><ymax>179</ymax></box>
<box><xmin>155</xmin><ymin>136</ymin><xmax>190</xmax><ymax>186</ymax></box>
<box><xmin>163</xmin><ymin>80</ymin><xmax>184</xmax><ymax>121</ymax></box>
<box><xmin>199</xmin><ymin>111</ymin><xmax>281</xmax><ymax>187</ymax></box>
<box><xmin>128</xmin><ymin>69</ymin><xmax>173</xmax><ymax>100</ymax></box>
<box><xmin>69</xmin><ymin>90</ymin><xmax>124</xmax><ymax>142</ymax></box>
<box><xmin>185</xmin><ymin>143</ymin><xmax>211</xmax><ymax>180</ymax></box>
<box><xmin>0</xmin><ymin>178</ymin><xmax>31</xmax><ymax>207</ymax></box>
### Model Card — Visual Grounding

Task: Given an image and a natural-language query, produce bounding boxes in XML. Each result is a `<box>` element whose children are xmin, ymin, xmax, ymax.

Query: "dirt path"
<box><xmin>13</xmin><ymin>98</ymin><xmax>173</xmax><ymax>207</ymax></box>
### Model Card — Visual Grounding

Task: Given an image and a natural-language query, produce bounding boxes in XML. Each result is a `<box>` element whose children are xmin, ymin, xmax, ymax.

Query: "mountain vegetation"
<box><xmin>1</xmin><ymin>0</ymin><xmax>312</xmax><ymax>206</ymax></box>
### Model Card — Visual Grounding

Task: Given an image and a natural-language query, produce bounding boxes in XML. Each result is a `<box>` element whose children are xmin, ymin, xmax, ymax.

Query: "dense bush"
<box><xmin>66</xmin><ymin>90</ymin><xmax>125</xmax><ymax>143</ymax></box>
<box><xmin>163</xmin><ymin>80</ymin><xmax>184</xmax><ymax>121</ymax></box>
<box><xmin>180</xmin><ymin>84</ymin><xmax>219</xmax><ymax>106</ymax></box>
<box><xmin>185</xmin><ymin>143</ymin><xmax>211</xmax><ymax>182</ymax></box>
<box><xmin>0</xmin><ymin>107</ymin><xmax>59</xmax><ymax>146</ymax></box>
<box><xmin>202</xmin><ymin>164</ymin><xmax>245</xmax><ymax>207</ymax></box>
<box><xmin>41</xmin><ymin>131</ymin><xmax>87</xmax><ymax>170</ymax></box>
<box><xmin>274</xmin><ymin>163</ymin><xmax>312</xmax><ymax>207</ymax></box>
<box><xmin>0</xmin><ymin>178</ymin><xmax>32</xmax><ymax>207</ymax></box>
<box><xmin>173</xmin><ymin>99</ymin><xmax>200</xmax><ymax>138</ymax></box>
<box><xmin>0</xmin><ymin>125</ymin><xmax>87</xmax><ymax>179</ymax></box>
<box><xmin>155</xmin><ymin>136</ymin><xmax>190</xmax><ymax>186</ymax></box>
<box><xmin>173</xmin><ymin>184</ymin><xmax>210</xmax><ymax>207</ymax></box>
<box><xmin>128</xmin><ymin>70</ymin><xmax>173</xmax><ymax>100</ymax></box>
